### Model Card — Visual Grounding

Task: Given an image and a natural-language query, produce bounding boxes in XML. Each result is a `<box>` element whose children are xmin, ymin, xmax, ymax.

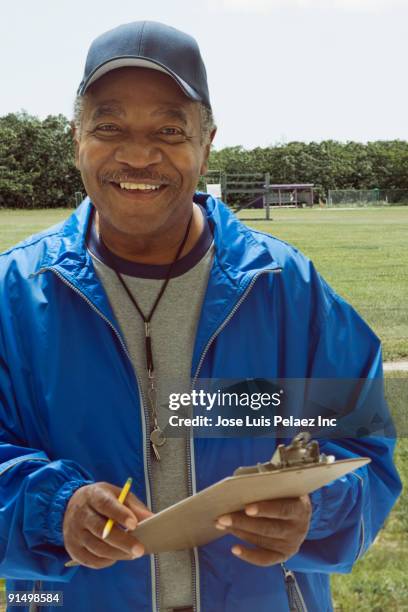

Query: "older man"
<box><xmin>0</xmin><ymin>21</ymin><xmax>401</xmax><ymax>612</ymax></box>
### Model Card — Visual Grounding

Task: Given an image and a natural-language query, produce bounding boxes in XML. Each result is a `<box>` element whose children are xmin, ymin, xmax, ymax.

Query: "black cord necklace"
<box><xmin>99</xmin><ymin>211</ymin><xmax>194</xmax><ymax>460</ymax></box>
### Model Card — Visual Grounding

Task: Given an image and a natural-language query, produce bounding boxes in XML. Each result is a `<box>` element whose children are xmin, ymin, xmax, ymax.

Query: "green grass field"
<box><xmin>0</xmin><ymin>205</ymin><xmax>407</xmax><ymax>611</ymax></box>
<box><xmin>237</xmin><ymin>207</ymin><xmax>408</xmax><ymax>362</ymax></box>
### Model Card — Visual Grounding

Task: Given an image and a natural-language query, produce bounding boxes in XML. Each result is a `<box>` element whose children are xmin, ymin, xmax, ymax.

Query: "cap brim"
<box><xmin>78</xmin><ymin>57</ymin><xmax>202</xmax><ymax>103</ymax></box>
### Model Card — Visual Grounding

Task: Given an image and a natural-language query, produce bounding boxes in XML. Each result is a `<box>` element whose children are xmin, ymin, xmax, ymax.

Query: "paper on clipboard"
<box><xmin>132</xmin><ymin>456</ymin><xmax>370</xmax><ymax>554</ymax></box>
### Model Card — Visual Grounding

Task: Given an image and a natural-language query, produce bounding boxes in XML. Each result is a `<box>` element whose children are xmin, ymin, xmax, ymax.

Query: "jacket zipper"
<box><xmin>281</xmin><ymin>565</ymin><xmax>308</xmax><ymax>612</ymax></box>
<box><xmin>31</xmin><ymin>267</ymin><xmax>160</xmax><ymax>611</ymax></box>
<box><xmin>190</xmin><ymin>268</ymin><xmax>282</xmax><ymax>612</ymax></box>
<box><xmin>192</xmin><ymin>268</ymin><xmax>282</xmax><ymax>387</ymax></box>
<box><xmin>28</xmin><ymin>580</ymin><xmax>42</xmax><ymax>612</ymax></box>
<box><xmin>351</xmin><ymin>471</ymin><xmax>365</xmax><ymax>560</ymax></box>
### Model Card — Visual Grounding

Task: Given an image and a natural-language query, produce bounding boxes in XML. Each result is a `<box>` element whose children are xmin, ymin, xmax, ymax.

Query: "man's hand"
<box><xmin>215</xmin><ymin>495</ymin><xmax>312</xmax><ymax>566</ymax></box>
<box><xmin>63</xmin><ymin>482</ymin><xmax>153</xmax><ymax>569</ymax></box>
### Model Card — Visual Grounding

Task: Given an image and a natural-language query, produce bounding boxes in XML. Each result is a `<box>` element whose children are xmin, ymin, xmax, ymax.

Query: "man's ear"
<box><xmin>71</xmin><ymin>121</ymin><xmax>80</xmax><ymax>170</ymax></box>
<box><xmin>200</xmin><ymin>127</ymin><xmax>217</xmax><ymax>175</ymax></box>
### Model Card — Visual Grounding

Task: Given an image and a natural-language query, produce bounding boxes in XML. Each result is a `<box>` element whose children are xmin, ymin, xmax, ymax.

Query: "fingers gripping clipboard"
<box><xmin>132</xmin><ymin>433</ymin><xmax>370</xmax><ymax>554</ymax></box>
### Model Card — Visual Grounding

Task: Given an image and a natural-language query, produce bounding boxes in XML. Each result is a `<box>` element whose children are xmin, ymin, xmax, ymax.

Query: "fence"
<box><xmin>327</xmin><ymin>189</ymin><xmax>408</xmax><ymax>207</ymax></box>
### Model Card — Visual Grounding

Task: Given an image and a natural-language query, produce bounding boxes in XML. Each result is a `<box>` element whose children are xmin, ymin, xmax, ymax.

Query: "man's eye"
<box><xmin>159</xmin><ymin>127</ymin><xmax>184</xmax><ymax>136</ymax></box>
<box><xmin>94</xmin><ymin>124</ymin><xmax>121</xmax><ymax>133</ymax></box>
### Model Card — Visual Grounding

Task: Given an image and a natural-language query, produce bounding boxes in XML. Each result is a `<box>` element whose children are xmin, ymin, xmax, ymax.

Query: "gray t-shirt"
<box><xmin>87</xmin><ymin>206</ymin><xmax>214</xmax><ymax>610</ymax></box>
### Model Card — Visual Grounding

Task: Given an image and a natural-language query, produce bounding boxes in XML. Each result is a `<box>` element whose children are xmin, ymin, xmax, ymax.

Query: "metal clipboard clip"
<box><xmin>233</xmin><ymin>432</ymin><xmax>335</xmax><ymax>476</ymax></box>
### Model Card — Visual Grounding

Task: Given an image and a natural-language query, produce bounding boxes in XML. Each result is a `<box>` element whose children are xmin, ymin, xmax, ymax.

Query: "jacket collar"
<box><xmin>39</xmin><ymin>195</ymin><xmax>282</xmax><ymax>369</ymax></box>
<box><xmin>195</xmin><ymin>191</ymin><xmax>282</xmax><ymax>277</ymax></box>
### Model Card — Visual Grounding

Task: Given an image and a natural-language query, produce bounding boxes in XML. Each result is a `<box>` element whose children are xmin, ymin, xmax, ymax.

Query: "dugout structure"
<box><xmin>265</xmin><ymin>184</ymin><xmax>314</xmax><ymax>207</ymax></box>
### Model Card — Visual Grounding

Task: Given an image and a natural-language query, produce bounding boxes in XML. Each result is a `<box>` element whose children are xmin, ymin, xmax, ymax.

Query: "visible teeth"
<box><xmin>119</xmin><ymin>182</ymin><xmax>161</xmax><ymax>190</ymax></box>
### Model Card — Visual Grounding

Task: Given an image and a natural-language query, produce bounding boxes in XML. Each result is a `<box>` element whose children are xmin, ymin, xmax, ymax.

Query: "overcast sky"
<box><xmin>1</xmin><ymin>0</ymin><xmax>407</xmax><ymax>149</ymax></box>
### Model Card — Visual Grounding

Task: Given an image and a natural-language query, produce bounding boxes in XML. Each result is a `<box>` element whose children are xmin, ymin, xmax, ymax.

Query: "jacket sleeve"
<box><xmin>0</xmin><ymin>329</ymin><xmax>94</xmax><ymax>580</ymax></box>
<box><xmin>286</xmin><ymin>272</ymin><xmax>402</xmax><ymax>574</ymax></box>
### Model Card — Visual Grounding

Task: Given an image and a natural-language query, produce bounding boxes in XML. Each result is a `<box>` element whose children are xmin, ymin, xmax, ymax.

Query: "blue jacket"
<box><xmin>0</xmin><ymin>195</ymin><xmax>401</xmax><ymax>612</ymax></box>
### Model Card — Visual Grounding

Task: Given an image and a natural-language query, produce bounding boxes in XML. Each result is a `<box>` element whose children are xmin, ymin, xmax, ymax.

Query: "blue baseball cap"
<box><xmin>78</xmin><ymin>21</ymin><xmax>211</xmax><ymax>109</ymax></box>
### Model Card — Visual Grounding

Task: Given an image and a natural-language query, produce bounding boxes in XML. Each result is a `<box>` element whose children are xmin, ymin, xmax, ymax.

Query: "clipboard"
<box><xmin>132</xmin><ymin>433</ymin><xmax>370</xmax><ymax>554</ymax></box>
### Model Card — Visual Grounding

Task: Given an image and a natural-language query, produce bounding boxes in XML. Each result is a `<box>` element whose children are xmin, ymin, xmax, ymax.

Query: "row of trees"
<box><xmin>1</xmin><ymin>112</ymin><xmax>408</xmax><ymax>208</ymax></box>
<box><xmin>209</xmin><ymin>141</ymin><xmax>408</xmax><ymax>200</ymax></box>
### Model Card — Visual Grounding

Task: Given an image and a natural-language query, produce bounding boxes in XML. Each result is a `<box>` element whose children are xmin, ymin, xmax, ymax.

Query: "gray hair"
<box><xmin>73</xmin><ymin>94</ymin><xmax>215</xmax><ymax>145</ymax></box>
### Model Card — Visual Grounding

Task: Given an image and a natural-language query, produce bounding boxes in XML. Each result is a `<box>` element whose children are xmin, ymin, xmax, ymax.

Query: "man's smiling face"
<box><xmin>74</xmin><ymin>67</ymin><xmax>213</xmax><ymax>238</ymax></box>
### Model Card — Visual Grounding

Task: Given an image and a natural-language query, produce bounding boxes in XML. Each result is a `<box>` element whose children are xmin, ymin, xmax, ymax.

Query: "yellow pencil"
<box><xmin>64</xmin><ymin>477</ymin><xmax>133</xmax><ymax>568</ymax></box>
<box><xmin>102</xmin><ymin>477</ymin><xmax>133</xmax><ymax>539</ymax></box>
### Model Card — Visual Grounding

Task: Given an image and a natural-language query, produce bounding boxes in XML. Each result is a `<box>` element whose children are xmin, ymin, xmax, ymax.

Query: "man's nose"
<box><xmin>113</xmin><ymin>136</ymin><xmax>163</xmax><ymax>167</ymax></box>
